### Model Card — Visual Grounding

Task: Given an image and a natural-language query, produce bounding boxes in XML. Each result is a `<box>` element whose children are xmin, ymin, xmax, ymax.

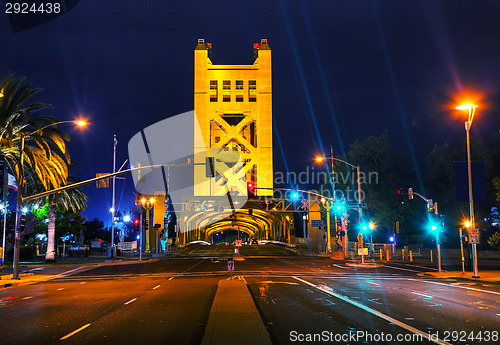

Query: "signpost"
<box><xmin>348</xmin><ymin>203</ymin><xmax>367</xmax><ymax>209</ymax></box>
<box><xmin>227</xmin><ymin>260</ymin><xmax>235</xmax><ymax>280</ymax></box>
<box><xmin>468</xmin><ymin>228</ymin><xmax>479</xmax><ymax>244</ymax></box>
<box><xmin>311</xmin><ymin>220</ymin><xmax>323</xmax><ymax>227</ymax></box>
<box><xmin>357</xmin><ymin>233</ymin><xmax>365</xmax><ymax>264</ymax></box>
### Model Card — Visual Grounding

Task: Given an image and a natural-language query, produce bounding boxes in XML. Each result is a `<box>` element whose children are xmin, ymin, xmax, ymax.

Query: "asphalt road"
<box><xmin>1</xmin><ymin>244</ymin><xmax>499</xmax><ymax>345</ymax></box>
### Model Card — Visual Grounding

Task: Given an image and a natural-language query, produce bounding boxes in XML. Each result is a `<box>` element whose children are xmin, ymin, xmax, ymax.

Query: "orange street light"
<box><xmin>75</xmin><ymin>119</ymin><xmax>87</xmax><ymax>127</ymax></box>
<box><xmin>315</xmin><ymin>156</ymin><xmax>324</xmax><ymax>162</ymax></box>
<box><xmin>464</xmin><ymin>221</ymin><xmax>471</xmax><ymax>228</ymax></box>
<box><xmin>456</xmin><ymin>103</ymin><xmax>479</xmax><ymax>278</ymax></box>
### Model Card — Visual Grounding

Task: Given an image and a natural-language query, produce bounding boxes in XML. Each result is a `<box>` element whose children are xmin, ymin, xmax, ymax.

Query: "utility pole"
<box><xmin>110</xmin><ymin>135</ymin><xmax>117</xmax><ymax>257</ymax></box>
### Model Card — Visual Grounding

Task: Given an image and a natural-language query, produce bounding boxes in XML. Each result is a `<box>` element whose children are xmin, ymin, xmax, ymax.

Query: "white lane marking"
<box><xmin>59</xmin><ymin>323</ymin><xmax>91</xmax><ymax>340</ymax></box>
<box><xmin>333</xmin><ymin>264</ymin><xmax>352</xmax><ymax>270</ymax></box>
<box><xmin>22</xmin><ymin>296</ymin><xmax>33</xmax><ymax>300</ymax></box>
<box><xmin>80</xmin><ymin>282</ymin><xmax>86</xmax><ymax>284</ymax></box>
<box><xmin>259</xmin><ymin>281</ymin><xmax>298</xmax><ymax>285</ymax></box>
<box><xmin>124</xmin><ymin>298</ymin><xmax>137</xmax><ymax>305</ymax></box>
<box><xmin>383</xmin><ymin>265</ymin><xmax>423</xmax><ymax>273</ymax></box>
<box><xmin>405</xmin><ymin>317</ymin><xmax>415</xmax><ymax>320</ymax></box>
<box><xmin>57</xmin><ymin>266</ymin><xmax>87</xmax><ymax>277</ymax></box>
<box><xmin>407</xmin><ymin>278</ymin><xmax>500</xmax><ymax>296</ymax></box>
<box><xmin>168</xmin><ymin>276</ymin><xmax>175</xmax><ymax>280</ymax></box>
<box><xmin>153</xmin><ymin>285</ymin><xmax>160</xmax><ymax>290</ymax></box>
<box><xmin>365</xmin><ymin>281</ymin><xmax>380</xmax><ymax>286</ymax></box>
<box><xmin>57</xmin><ymin>288</ymin><xmax>64</xmax><ymax>291</ymax></box>
<box><xmin>411</xmin><ymin>291</ymin><xmax>433</xmax><ymax>299</ymax></box>
<box><xmin>293</xmin><ymin>277</ymin><xmax>452</xmax><ymax>345</ymax></box>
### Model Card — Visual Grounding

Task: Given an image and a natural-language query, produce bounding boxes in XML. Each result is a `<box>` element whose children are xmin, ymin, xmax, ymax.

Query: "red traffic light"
<box><xmin>133</xmin><ymin>218</ymin><xmax>140</xmax><ymax>225</ymax></box>
<box><xmin>247</xmin><ymin>181</ymin><xmax>255</xmax><ymax>197</ymax></box>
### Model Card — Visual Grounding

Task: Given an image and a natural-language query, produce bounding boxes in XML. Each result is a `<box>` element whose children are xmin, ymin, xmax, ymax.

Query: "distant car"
<box><xmin>251</xmin><ymin>239</ymin><xmax>258</xmax><ymax>245</ymax></box>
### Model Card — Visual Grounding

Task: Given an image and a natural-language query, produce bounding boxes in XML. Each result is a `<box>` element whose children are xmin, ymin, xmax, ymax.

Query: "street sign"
<box><xmin>227</xmin><ymin>260</ymin><xmax>235</xmax><ymax>271</ymax></box>
<box><xmin>311</xmin><ymin>220</ymin><xmax>323</xmax><ymax>227</ymax></box>
<box><xmin>357</xmin><ymin>233</ymin><xmax>363</xmax><ymax>247</ymax></box>
<box><xmin>348</xmin><ymin>203</ymin><xmax>367</xmax><ymax>209</ymax></box>
<box><xmin>235</xmin><ymin>239</ymin><xmax>242</xmax><ymax>247</ymax></box>
<box><xmin>358</xmin><ymin>248</ymin><xmax>368</xmax><ymax>256</ymax></box>
<box><xmin>468</xmin><ymin>228</ymin><xmax>480</xmax><ymax>244</ymax></box>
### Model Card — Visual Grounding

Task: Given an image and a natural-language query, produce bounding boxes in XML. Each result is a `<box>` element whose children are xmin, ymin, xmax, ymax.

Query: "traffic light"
<box><xmin>397</xmin><ymin>188</ymin><xmax>405</xmax><ymax>205</ymax></box>
<box><xmin>133</xmin><ymin>218</ymin><xmax>140</xmax><ymax>226</ymax></box>
<box><xmin>408</xmin><ymin>188</ymin><xmax>413</xmax><ymax>200</ymax></box>
<box><xmin>290</xmin><ymin>191</ymin><xmax>299</xmax><ymax>201</ymax></box>
<box><xmin>333</xmin><ymin>201</ymin><xmax>344</xmax><ymax>215</ymax></box>
<box><xmin>427</xmin><ymin>199</ymin><xmax>434</xmax><ymax>212</ymax></box>
<box><xmin>247</xmin><ymin>181</ymin><xmax>255</xmax><ymax>198</ymax></box>
<box><xmin>20</xmin><ymin>214</ymin><xmax>26</xmax><ymax>230</ymax></box>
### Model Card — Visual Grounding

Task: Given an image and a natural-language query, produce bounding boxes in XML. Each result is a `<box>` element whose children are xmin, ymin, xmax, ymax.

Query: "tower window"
<box><xmin>210</xmin><ymin>80</ymin><xmax>218</xmax><ymax>102</ymax></box>
<box><xmin>223</xmin><ymin>80</ymin><xmax>230</xmax><ymax>102</ymax></box>
<box><xmin>248</xmin><ymin>80</ymin><xmax>256</xmax><ymax>102</ymax></box>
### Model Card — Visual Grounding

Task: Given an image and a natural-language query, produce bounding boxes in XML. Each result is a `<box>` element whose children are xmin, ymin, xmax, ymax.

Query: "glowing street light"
<box><xmin>456</xmin><ymin>103</ymin><xmax>479</xmax><ymax>278</ymax></box>
<box><xmin>12</xmin><ymin>119</ymin><xmax>88</xmax><ymax>279</ymax></box>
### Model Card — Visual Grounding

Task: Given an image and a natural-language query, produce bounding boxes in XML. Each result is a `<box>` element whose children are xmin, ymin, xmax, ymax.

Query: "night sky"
<box><xmin>1</xmin><ymin>0</ymin><xmax>499</xmax><ymax>224</ymax></box>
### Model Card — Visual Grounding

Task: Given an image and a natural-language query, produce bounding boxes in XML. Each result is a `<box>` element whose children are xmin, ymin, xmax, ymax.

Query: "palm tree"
<box><xmin>26</xmin><ymin>164</ymin><xmax>88</xmax><ymax>261</ymax></box>
<box><xmin>1</xmin><ymin>74</ymin><xmax>70</xmax><ymax>188</ymax></box>
<box><xmin>1</xmin><ymin>74</ymin><xmax>73</xmax><ymax>261</ymax></box>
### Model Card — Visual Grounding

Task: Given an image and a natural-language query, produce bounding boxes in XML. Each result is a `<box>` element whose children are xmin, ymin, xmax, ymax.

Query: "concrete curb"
<box><xmin>417</xmin><ymin>272</ymin><xmax>500</xmax><ymax>286</ymax></box>
<box><xmin>0</xmin><ymin>272</ymin><xmax>34</xmax><ymax>280</ymax></box>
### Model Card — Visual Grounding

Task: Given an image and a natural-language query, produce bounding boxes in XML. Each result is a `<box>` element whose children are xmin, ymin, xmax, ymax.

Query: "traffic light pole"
<box><xmin>139</xmin><ymin>211</ymin><xmax>143</xmax><ymax>261</ymax></box>
<box><xmin>12</xmin><ymin>134</ymin><xmax>25</xmax><ymax>280</ymax></box>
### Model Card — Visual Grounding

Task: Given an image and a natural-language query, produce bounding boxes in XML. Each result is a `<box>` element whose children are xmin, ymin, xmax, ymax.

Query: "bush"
<box><xmin>487</xmin><ymin>232</ymin><xmax>500</xmax><ymax>249</ymax></box>
<box><xmin>6</xmin><ymin>246</ymin><xmax>35</xmax><ymax>262</ymax></box>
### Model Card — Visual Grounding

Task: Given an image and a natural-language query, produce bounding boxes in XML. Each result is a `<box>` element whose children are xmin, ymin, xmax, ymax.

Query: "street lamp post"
<box><xmin>456</xmin><ymin>104</ymin><xmax>479</xmax><ymax>278</ymax></box>
<box><xmin>12</xmin><ymin>120</ymin><xmax>86</xmax><ymax>279</ymax></box>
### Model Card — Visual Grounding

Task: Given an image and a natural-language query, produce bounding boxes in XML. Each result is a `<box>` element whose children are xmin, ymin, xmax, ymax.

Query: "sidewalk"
<box><xmin>417</xmin><ymin>270</ymin><xmax>500</xmax><ymax>284</ymax></box>
<box><xmin>0</xmin><ymin>252</ymin><xmax>163</xmax><ymax>289</ymax></box>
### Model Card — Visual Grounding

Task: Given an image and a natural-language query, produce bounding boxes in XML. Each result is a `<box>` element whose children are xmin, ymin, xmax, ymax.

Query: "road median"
<box><xmin>201</xmin><ymin>279</ymin><xmax>272</xmax><ymax>345</ymax></box>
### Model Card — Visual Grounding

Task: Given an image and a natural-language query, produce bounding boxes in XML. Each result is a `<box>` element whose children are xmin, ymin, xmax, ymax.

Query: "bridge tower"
<box><xmin>193</xmin><ymin>38</ymin><xmax>273</xmax><ymax>197</ymax></box>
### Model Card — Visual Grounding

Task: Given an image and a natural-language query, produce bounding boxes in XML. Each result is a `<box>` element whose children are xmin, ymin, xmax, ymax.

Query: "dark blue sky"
<box><xmin>1</xmin><ymin>0</ymin><xmax>499</xmax><ymax>224</ymax></box>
